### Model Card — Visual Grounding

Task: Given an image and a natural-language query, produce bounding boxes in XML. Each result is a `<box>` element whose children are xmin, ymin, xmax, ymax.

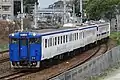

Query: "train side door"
<box><xmin>9</xmin><ymin>38</ymin><xmax>19</xmax><ymax>61</ymax></box>
<box><xmin>19</xmin><ymin>38</ymin><xmax>28</xmax><ymax>60</ymax></box>
<box><xmin>29</xmin><ymin>38</ymin><xmax>41</xmax><ymax>61</ymax></box>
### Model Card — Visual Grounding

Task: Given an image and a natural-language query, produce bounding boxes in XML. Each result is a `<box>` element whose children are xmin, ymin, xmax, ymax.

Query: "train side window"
<box><xmin>69</xmin><ymin>34</ymin><xmax>72</xmax><ymax>41</ymax></box>
<box><xmin>77</xmin><ymin>33</ymin><xmax>78</xmax><ymax>40</ymax></box>
<box><xmin>61</xmin><ymin>36</ymin><xmax>62</xmax><ymax>44</ymax></box>
<box><xmin>29</xmin><ymin>38</ymin><xmax>40</xmax><ymax>44</ymax></box>
<box><xmin>48</xmin><ymin>39</ymin><xmax>50</xmax><ymax>47</ymax></box>
<box><xmin>79</xmin><ymin>32</ymin><xmax>82</xmax><ymax>39</ymax></box>
<box><xmin>72</xmin><ymin>34</ymin><xmax>74</xmax><ymax>41</ymax></box>
<box><xmin>97</xmin><ymin>27</ymin><xmax>98</xmax><ymax>31</ymax></box>
<box><xmin>66</xmin><ymin>35</ymin><xmax>68</xmax><ymax>43</ymax></box>
<box><xmin>10</xmin><ymin>38</ymin><xmax>18</xmax><ymax>44</ymax></box>
<box><xmin>53</xmin><ymin>38</ymin><xmax>54</xmax><ymax>46</ymax></box>
<box><xmin>50</xmin><ymin>38</ymin><xmax>52</xmax><ymax>46</ymax></box>
<box><xmin>58</xmin><ymin>36</ymin><xmax>60</xmax><ymax>45</ymax></box>
<box><xmin>45</xmin><ymin>39</ymin><xmax>47</xmax><ymax>48</ymax></box>
<box><xmin>63</xmin><ymin>35</ymin><xmax>65</xmax><ymax>43</ymax></box>
<box><xmin>55</xmin><ymin>37</ymin><xmax>57</xmax><ymax>45</ymax></box>
<box><xmin>75</xmin><ymin>33</ymin><xmax>76</xmax><ymax>40</ymax></box>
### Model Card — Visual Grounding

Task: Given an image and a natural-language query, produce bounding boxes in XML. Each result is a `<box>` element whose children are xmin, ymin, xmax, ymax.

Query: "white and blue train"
<box><xmin>9</xmin><ymin>22</ymin><xmax>110</xmax><ymax>68</ymax></box>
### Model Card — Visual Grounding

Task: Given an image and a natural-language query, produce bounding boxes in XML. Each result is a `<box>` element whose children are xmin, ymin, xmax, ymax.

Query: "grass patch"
<box><xmin>110</xmin><ymin>32</ymin><xmax>120</xmax><ymax>45</ymax></box>
<box><xmin>0</xmin><ymin>44</ymin><xmax>8</xmax><ymax>51</ymax></box>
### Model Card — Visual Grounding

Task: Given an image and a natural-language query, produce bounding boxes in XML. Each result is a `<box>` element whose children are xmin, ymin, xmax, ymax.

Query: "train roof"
<box><xmin>31</xmin><ymin>23</ymin><xmax>98</xmax><ymax>34</ymax></box>
<box><xmin>31</xmin><ymin>27</ymin><xmax>76</xmax><ymax>34</ymax></box>
<box><xmin>9</xmin><ymin>22</ymin><xmax>110</xmax><ymax>38</ymax></box>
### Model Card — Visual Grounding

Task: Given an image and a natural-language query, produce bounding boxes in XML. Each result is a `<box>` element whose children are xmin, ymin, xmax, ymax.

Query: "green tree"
<box><xmin>86</xmin><ymin>0</ymin><xmax>120</xmax><ymax>20</ymax></box>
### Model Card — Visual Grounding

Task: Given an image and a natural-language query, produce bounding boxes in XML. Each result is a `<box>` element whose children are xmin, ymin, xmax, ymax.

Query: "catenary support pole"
<box><xmin>21</xmin><ymin>0</ymin><xmax>23</xmax><ymax>31</ymax></box>
<box><xmin>80</xmin><ymin>0</ymin><xmax>82</xmax><ymax>24</ymax></box>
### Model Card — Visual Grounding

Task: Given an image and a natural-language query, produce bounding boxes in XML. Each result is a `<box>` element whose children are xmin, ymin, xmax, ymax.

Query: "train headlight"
<box><xmin>32</xmin><ymin>57</ymin><xmax>36</xmax><ymax>60</ymax></box>
<box><xmin>11</xmin><ymin>34</ymin><xmax>14</xmax><ymax>36</ymax></box>
<box><xmin>33</xmin><ymin>33</ymin><xmax>36</xmax><ymax>36</ymax></box>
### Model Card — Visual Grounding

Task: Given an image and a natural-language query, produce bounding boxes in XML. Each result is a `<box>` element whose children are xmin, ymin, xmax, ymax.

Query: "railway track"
<box><xmin>47</xmin><ymin>43</ymin><xmax>108</xmax><ymax>80</ymax></box>
<box><xmin>0</xmin><ymin>50</ymin><xmax>9</xmax><ymax>54</ymax></box>
<box><xmin>4</xmin><ymin>43</ymin><xmax>107</xmax><ymax>80</ymax></box>
<box><xmin>0</xmin><ymin>50</ymin><xmax>9</xmax><ymax>64</ymax></box>
<box><xmin>0</xmin><ymin>71</ymin><xmax>31</xmax><ymax>80</ymax></box>
<box><xmin>0</xmin><ymin>43</ymin><xmax>108</xmax><ymax>80</ymax></box>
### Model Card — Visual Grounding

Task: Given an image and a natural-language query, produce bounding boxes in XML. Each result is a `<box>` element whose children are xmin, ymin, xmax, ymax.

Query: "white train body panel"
<box><xmin>97</xmin><ymin>23</ymin><xmax>110</xmax><ymax>40</ymax></box>
<box><xmin>41</xmin><ymin>25</ymin><xmax>98</xmax><ymax>60</ymax></box>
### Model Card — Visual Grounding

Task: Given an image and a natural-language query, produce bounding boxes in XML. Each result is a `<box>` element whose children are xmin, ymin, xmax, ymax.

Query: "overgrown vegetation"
<box><xmin>86</xmin><ymin>0</ymin><xmax>120</xmax><ymax>20</ymax></box>
<box><xmin>0</xmin><ymin>44</ymin><xmax>8</xmax><ymax>51</ymax></box>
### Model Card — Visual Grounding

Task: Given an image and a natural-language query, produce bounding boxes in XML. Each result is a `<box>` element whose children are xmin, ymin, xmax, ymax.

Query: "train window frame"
<box><xmin>10</xmin><ymin>38</ymin><xmax>18</xmax><ymax>44</ymax></box>
<box><xmin>45</xmin><ymin>39</ymin><xmax>47</xmax><ymax>48</ymax></box>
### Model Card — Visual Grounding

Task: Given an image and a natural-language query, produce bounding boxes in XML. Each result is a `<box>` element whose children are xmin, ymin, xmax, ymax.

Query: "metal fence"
<box><xmin>50</xmin><ymin>45</ymin><xmax>120</xmax><ymax>80</ymax></box>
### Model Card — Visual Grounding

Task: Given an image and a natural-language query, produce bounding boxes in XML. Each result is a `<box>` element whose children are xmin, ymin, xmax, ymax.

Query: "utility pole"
<box><xmin>73</xmin><ymin>3</ymin><xmax>75</xmax><ymax>23</ymax></box>
<box><xmin>80</xmin><ymin>0</ymin><xmax>82</xmax><ymax>24</ymax></box>
<box><xmin>116</xmin><ymin>5</ymin><xmax>119</xmax><ymax>40</ymax></box>
<box><xmin>34</xmin><ymin>2</ymin><xmax>37</xmax><ymax>28</ymax></box>
<box><xmin>21</xmin><ymin>0</ymin><xmax>23</xmax><ymax>31</ymax></box>
<box><xmin>63</xmin><ymin>0</ymin><xmax>66</xmax><ymax>24</ymax></box>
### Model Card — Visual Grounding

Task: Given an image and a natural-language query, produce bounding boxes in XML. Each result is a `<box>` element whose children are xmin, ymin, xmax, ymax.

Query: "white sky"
<box><xmin>38</xmin><ymin>0</ymin><xmax>70</xmax><ymax>8</ymax></box>
<box><xmin>38</xmin><ymin>0</ymin><xmax>59</xmax><ymax>8</ymax></box>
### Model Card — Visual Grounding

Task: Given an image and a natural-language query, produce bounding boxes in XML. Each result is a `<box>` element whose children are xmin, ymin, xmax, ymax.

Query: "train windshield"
<box><xmin>29</xmin><ymin>38</ymin><xmax>40</xmax><ymax>44</ymax></box>
<box><xmin>20</xmin><ymin>39</ymin><xmax>27</xmax><ymax>46</ymax></box>
<box><xmin>10</xmin><ymin>38</ymin><xmax>18</xmax><ymax>44</ymax></box>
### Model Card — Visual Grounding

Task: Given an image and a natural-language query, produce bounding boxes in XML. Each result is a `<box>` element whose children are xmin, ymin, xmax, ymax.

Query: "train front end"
<box><xmin>9</xmin><ymin>32</ymin><xmax>41</xmax><ymax>68</ymax></box>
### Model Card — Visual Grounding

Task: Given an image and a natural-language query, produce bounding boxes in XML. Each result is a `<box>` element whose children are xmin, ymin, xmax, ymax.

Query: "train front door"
<box><xmin>19</xmin><ymin>38</ymin><xmax>28</xmax><ymax>60</ymax></box>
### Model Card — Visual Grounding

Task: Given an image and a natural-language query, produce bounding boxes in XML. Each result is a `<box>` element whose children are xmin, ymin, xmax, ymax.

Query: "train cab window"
<box><xmin>10</xmin><ymin>38</ymin><xmax>18</xmax><ymax>44</ymax></box>
<box><xmin>29</xmin><ymin>38</ymin><xmax>40</xmax><ymax>44</ymax></box>
<box><xmin>20</xmin><ymin>39</ymin><xmax>27</xmax><ymax>46</ymax></box>
<box><xmin>45</xmin><ymin>39</ymin><xmax>47</xmax><ymax>48</ymax></box>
